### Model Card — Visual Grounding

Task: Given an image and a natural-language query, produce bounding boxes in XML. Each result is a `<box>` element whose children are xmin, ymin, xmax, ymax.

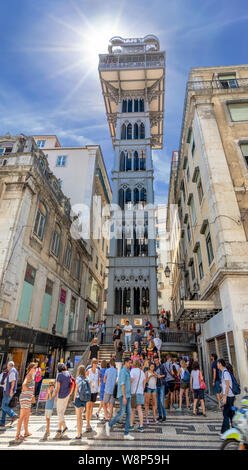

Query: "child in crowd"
<box><xmin>42</xmin><ymin>381</ymin><xmax>56</xmax><ymax>440</ymax></box>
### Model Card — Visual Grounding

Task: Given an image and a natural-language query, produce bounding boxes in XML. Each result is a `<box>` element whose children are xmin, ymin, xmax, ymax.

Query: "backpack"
<box><xmin>182</xmin><ymin>370</ymin><xmax>190</xmax><ymax>383</ymax></box>
<box><xmin>230</xmin><ymin>374</ymin><xmax>241</xmax><ymax>396</ymax></box>
<box><xmin>223</xmin><ymin>370</ymin><xmax>241</xmax><ymax>396</ymax></box>
<box><xmin>69</xmin><ymin>375</ymin><xmax>76</xmax><ymax>393</ymax></box>
<box><xmin>78</xmin><ymin>378</ymin><xmax>91</xmax><ymax>402</ymax></box>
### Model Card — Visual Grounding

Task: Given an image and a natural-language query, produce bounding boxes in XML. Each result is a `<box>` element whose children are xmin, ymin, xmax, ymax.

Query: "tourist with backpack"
<box><xmin>72</xmin><ymin>365</ymin><xmax>91</xmax><ymax>440</ymax></box>
<box><xmin>178</xmin><ymin>360</ymin><xmax>190</xmax><ymax>411</ymax></box>
<box><xmin>217</xmin><ymin>359</ymin><xmax>239</xmax><ymax>435</ymax></box>
<box><xmin>103</xmin><ymin>358</ymin><xmax>118</xmax><ymax>422</ymax></box>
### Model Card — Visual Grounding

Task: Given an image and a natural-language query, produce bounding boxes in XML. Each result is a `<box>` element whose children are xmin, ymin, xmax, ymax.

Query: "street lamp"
<box><xmin>164</xmin><ymin>262</ymin><xmax>185</xmax><ymax>278</ymax></box>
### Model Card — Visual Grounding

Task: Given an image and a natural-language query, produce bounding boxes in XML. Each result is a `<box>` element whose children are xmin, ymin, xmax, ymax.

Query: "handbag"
<box><xmin>199</xmin><ymin>371</ymin><xmax>207</xmax><ymax>390</ymax></box>
<box><xmin>131</xmin><ymin>370</ymin><xmax>142</xmax><ymax>409</ymax></box>
<box><xmin>9</xmin><ymin>396</ymin><xmax>18</xmax><ymax>408</ymax></box>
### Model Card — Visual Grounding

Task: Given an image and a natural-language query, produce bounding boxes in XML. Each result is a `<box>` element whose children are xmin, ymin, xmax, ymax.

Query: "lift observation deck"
<box><xmin>98</xmin><ymin>35</ymin><xmax>165</xmax><ymax>149</ymax></box>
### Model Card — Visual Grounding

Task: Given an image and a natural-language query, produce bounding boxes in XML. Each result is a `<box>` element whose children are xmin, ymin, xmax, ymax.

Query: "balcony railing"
<box><xmin>187</xmin><ymin>78</ymin><xmax>248</xmax><ymax>92</ymax></box>
<box><xmin>159</xmin><ymin>331</ymin><xmax>196</xmax><ymax>345</ymax></box>
<box><xmin>99</xmin><ymin>54</ymin><xmax>165</xmax><ymax>70</ymax></box>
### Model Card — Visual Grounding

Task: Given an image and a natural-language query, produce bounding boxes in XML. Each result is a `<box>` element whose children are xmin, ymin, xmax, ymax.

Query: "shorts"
<box><xmin>74</xmin><ymin>397</ymin><xmax>86</xmax><ymax>409</ymax></box>
<box><xmin>214</xmin><ymin>380</ymin><xmax>221</xmax><ymax>395</ymax></box>
<box><xmin>146</xmin><ymin>388</ymin><xmax>156</xmax><ymax>394</ymax></box>
<box><xmin>103</xmin><ymin>392</ymin><xmax>115</xmax><ymax>406</ymax></box>
<box><xmin>45</xmin><ymin>409</ymin><xmax>53</xmax><ymax>418</ymax></box>
<box><xmin>180</xmin><ymin>382</ymin><xmax>189</xmax><ymax>390</ymax></box>
<box><xmin>193</xmin><ymin>389</ymin><xmax>205</xmax><ymax>400</ymax></box>
<box><xmin>167</xmin><ymin>382</ymin><xmax>175</xmax><ymax>393</ymax></box>
<box><xmin>90</xmin><ymin>393</ymin><xmax>98</xmax><ymax>403</ymax></box>
<box><xmin>132</xmin><ymin>393</ymin><xmax>144</xmax><ymax>406</ymax></box>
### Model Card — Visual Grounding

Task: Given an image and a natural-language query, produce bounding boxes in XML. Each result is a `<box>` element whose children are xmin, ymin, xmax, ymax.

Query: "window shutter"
<box><xmin>228</xmin><ymin>102</ymin><xmax>248</xmax><ymax>121</ymax></box>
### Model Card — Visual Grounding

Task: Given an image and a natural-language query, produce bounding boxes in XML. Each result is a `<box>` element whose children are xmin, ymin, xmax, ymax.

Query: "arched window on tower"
<box><xmin>128</xmin><ymin>99</ymin><xmax>133</xmax><ymax>112</ymax></box>
<box><xmin>139</xmin><ymin>99</ymin><xmax>144</xmax><ymax>112</ymax></box>
<box><xmin>127</xmin><ymin>123</ymin><xmax>132</xmax><ymax>140</ymax></box>
<box><xmin>134</xmin><ymin>99</ymin><xmax>139</xmax><ymax>112</ymax></box>
<box><xmin>126</xmin><ymin>151</ymin><xmax>132</xmax><ymax>171</ymax></box>
<box><xmin>121</xmin><ymin>123</ymin><xmax>126</xmax><ymax>140</ymax></box>
<box><xmin>134</xmin><ymin>123</ymin><xmax>139</xmax><ymax>139</ymax></box>
<box><xmin>140</xmin><ymin>123</ymin><xmax>145</xmax><ymax>139</ymax></box>
<box><xmin>140</xmin><ymin>188</ymin><xmax>147</xmax><ymax>207</ymax></box>
<box><xmin>134</xmin><ymin>187</ymin><xmax>140</xmax><ymax>205</ymax></box>
<box><xmin>122</xmin><ymin>100</ymin><xmax>127</xmax><ymax>112</ymax></box>
<box><xmin>120</xmin><ymin>151</ymin><xmax>125</xmax><ymax>171</ymax></box>
<box><xmin>125</xmin><ymin>188</ymin><xmax>132</xmax><ymax>207</ymax></box>
<box><xmin>119</xmin><ymin>188</ymin><xmax>124</xmax><ymax>210</ymax></box>
<box><xmin>140</xmin><ymin>151</ymin><xmax>146</xmax><ymax>170</ymax></box>
<box><xmin>134</xmin><ymin>151</ymin><xmax>139</xmax><ymax>171</ymax></box>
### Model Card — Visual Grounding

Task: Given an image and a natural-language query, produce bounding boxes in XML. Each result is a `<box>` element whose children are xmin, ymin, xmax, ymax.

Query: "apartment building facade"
<box><xmin>0</xmin><ymin>134</ymin><xmax>91</xmax><ymax>380</ymax></box>
<box><xmin>167</xmin><ymin>66</ymin><xmax>248</xmax><ymax>391</ymax></box>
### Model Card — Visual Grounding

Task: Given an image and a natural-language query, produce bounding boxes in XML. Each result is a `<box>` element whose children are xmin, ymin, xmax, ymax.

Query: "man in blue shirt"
<box><xmin>103</xmin><ymin>358</ymin><xmax>118</xmax><ymax>421</ymax></box>
<box><xmin>105</xmin><ymin>358</ymin><xmax>134</xmax><ymax>440</ymax></box>
<box><xmin>0</xmin><ymin>361</ymin><xmax>18</xmax><ymax>427</ymax></box>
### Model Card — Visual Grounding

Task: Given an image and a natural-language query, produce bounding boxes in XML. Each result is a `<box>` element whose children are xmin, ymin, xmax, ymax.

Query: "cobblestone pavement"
<box><xmin>0</xmin><ymin>395</ymin><xmax>223</xmax><ymax>450</ymax></box>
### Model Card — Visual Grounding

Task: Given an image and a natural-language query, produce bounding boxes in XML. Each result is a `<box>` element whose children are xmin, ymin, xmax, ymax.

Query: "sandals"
<box><xmin>61</xmin><ymin>427</ymin><xmax>68</xmax><ymax>434</ymax></box>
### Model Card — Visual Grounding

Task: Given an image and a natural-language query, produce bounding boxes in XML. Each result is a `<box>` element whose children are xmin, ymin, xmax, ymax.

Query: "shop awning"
<box><xmin>175</xmin><ymin>300</ymin><xmax>222</xmax><ymax>323</ymax></box>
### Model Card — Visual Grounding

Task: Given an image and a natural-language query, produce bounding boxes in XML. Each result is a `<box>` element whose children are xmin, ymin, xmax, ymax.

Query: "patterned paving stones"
<box><xmin>0</xmin><ymin>397</ymin><xmax>223</xmax><ymax>450</ymax></box>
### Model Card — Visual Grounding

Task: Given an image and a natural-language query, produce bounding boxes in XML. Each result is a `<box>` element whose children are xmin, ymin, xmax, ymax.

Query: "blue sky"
<box><xmin>0</xmin><ymin>0</ymin><xmax>247</xmax><ymax>204</ymax></box>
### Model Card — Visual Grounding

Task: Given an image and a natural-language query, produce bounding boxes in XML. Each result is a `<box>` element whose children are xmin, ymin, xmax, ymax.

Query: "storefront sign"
<box><xmin>60</xmin><ymin>289</ymin><xmax>67</xmax><ymax>304</ymax></box>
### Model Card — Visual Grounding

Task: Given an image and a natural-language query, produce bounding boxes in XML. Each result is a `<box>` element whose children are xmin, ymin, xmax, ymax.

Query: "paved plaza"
<box><xmin>0</xmin><ymin>396</ymin><xmax>223</xmax><ymax>451</ymax></box>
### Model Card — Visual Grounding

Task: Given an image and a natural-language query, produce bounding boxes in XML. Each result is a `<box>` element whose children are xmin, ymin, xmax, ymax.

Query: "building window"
<box><xmin>33</xmin><ymin>201</ymin><xmax>47</xmax><ymax>241</ymax></box>
<box><xmin>228</xmin><ymin>102</ymin><xmax>248</xmax><ymax>122</ymax></box>
<box><xmin>95</xmin><ymin>255</ymin><xmax>99</xmax><ymax>270</ymax></box>
<box><xmin>121</xmin><ymin>124</ymin><xmax>126</xmax><ymax>140</ymax></box>
<box><xmin>140</xmin><ymin>123</ymin><xmax>145</xmax><ymax>139</ymax></box>
<box><xmin>134</xmin><ymin>123</ymin><xmax>139</xmax><ymax>139</ymax></box>
<box><xmin>189</xmin><ymin>195</ymin><xmax>197</xmax><ymax>225</ymax></box>
<box><xmin>240</xmin><ymin>143</ymin><xmax>248</xmax><ymax>168</ymax></box>
<box><xmin>187</xmin><ymin>223</ymin><xmax>191</xmax><ymax>243</ymax></box>
<box><xmin>122</xmin><ymin>100</ymin><xmax>127</xmax><ymax>112</ymax></box>
<box><xmin>218</xmin><ymin>73</ymin><xmax>237</xmax><ymax>89</ymax></box>
<box><xmin>197</xmin><ymin>176</ymin><xmax>204</xmax><ymax>204</ymax></box>
<box><xmin>186</xmin><ymin>166</ymin><xmax>190</xmax><ymax>183</ymax></box>
<box><xmin>56</xmin><ymin>155</ymin><xmax>67</xmax><ymax>167</ymax></box>
<box><xmin>51</xmin><ymin>222</ymin><xmax>61</xmax><ymax>257</ymax></box>
<box><xmin>205</xmin><ymin>225</ymin><xmax>214</xmax><ymax>265</ymax></box>
<box><xmin>128</xmin><ymin>99</ymin><xmax>132</xmax><ymax>112</ymax></box>
<box><xmin>37</xmin><ymin>140</ymin><xmax>46</xmax><ymax>148</ymax></box>
<box><xmin>186</xmin><ymin>127</ymin><xmax>192</xmax><ymax>144</ymax></box>
<box><xmin>17</xmin><ymin>264</ymin><xmax>36</xmax><ymax>324</ymax></box>
<box><xmin>156</xmin><ymin>240</ymin><xmax>160</xmax><ymax>249</ymax></box>
<box><xmin>74</xmin><ymin>252</ymin><xmax>81</xmax><ymax>280</ymax></box>
<box><xmin>100</xmin><ymin>264</ymin><xmax>103</xmax><ymax>277</ymax></box>
<box><xmin>191</xmin><ymin>138</ymin><xmax>195</xmax><ymax>157</ymax></box>
<box><xmin>102</xmin><ymin>238</ymin><xmax>105</xmax><ymax>252</ymax></box>
<box><xmin>196</xmin><ymin>245</ymin><xmax>204</xmax><ymax>280</ymax></box>
<box><xmin>40</xmin><ymin>278</ymin><xmax>53</xmax><ymax>330</ymax></box>
<box><xmin>191</xmin><ymin>261</ymin><xmax>195</xmax><ymax>281</ymax></box>
<box><xmin>0</xmin><ymin>146</ymin><xmax>12</xmax><ymax>155</ymax></box>
<box><xmin>127</xmin><ymin>123</ymin><xmax>132</xmax><ymax>140</ymax></box>
<box><xmin>64</xmin><ymin>239</ymin><xmax>72</xmax><ymax>270</ymax></box>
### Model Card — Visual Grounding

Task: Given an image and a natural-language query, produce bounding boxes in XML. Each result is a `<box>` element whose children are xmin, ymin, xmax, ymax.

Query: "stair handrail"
<box><xmin>72</xmin><ymin>330</ymin><xmax>102</xmax><ymax>377</ymax></box>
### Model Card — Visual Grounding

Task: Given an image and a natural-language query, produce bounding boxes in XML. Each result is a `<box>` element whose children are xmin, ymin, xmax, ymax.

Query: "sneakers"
<box><xmin>146</xmin><ymin>419</ymin><xmax>149</xmax><ymax>425</ymax></box>
<box><xmin>105</xmin><ymin>422</ymin><xmax>110</xmax><ymax>437</ymax></box>
<box><xmin>162</xmin><ymin>417</ymin><xmax>166</xmax><ymax>422</ymax></box>
<box><xmin>129</xmin><ymin>426</ymin><xmax>135</xmax><ymax>431</ymax></box>
<box><xmin>158</xmin><ymin>416</ymin><xmax>162</xmax><ymax>421</ymax></box>
<box><xmin>124</xmin><ymin>434</ymin><xmax>134</xmax><ymax>440</ymax></box>
<box><xmin>137</xmin><ymin>426</ymin><xmax>144</xmax><ymax>432</ymax></box>
<box><xmin>153</xmin><ymin>418</ymin><xmax>158</xmax><ymax>423</ymax></box>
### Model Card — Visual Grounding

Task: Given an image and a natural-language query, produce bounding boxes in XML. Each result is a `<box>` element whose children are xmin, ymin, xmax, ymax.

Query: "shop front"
<box><xmin>0</xmin><ymin>321</ymin><xmax>66</xmax><ymax>382</ymax></box>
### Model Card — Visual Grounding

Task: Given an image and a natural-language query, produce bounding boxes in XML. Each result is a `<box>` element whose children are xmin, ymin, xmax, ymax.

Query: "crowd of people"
<box><xmin>0</xmin><ymin>321</ymin><xmax>239</xmax><ymax>443</ymax></box>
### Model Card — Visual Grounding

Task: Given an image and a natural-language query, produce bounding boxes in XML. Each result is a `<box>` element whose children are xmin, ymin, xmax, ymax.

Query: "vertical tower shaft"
<box><xmin>99</xmin><ymin>35</ymin><xmax>165</xmax><ymax>335</ymax></box>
